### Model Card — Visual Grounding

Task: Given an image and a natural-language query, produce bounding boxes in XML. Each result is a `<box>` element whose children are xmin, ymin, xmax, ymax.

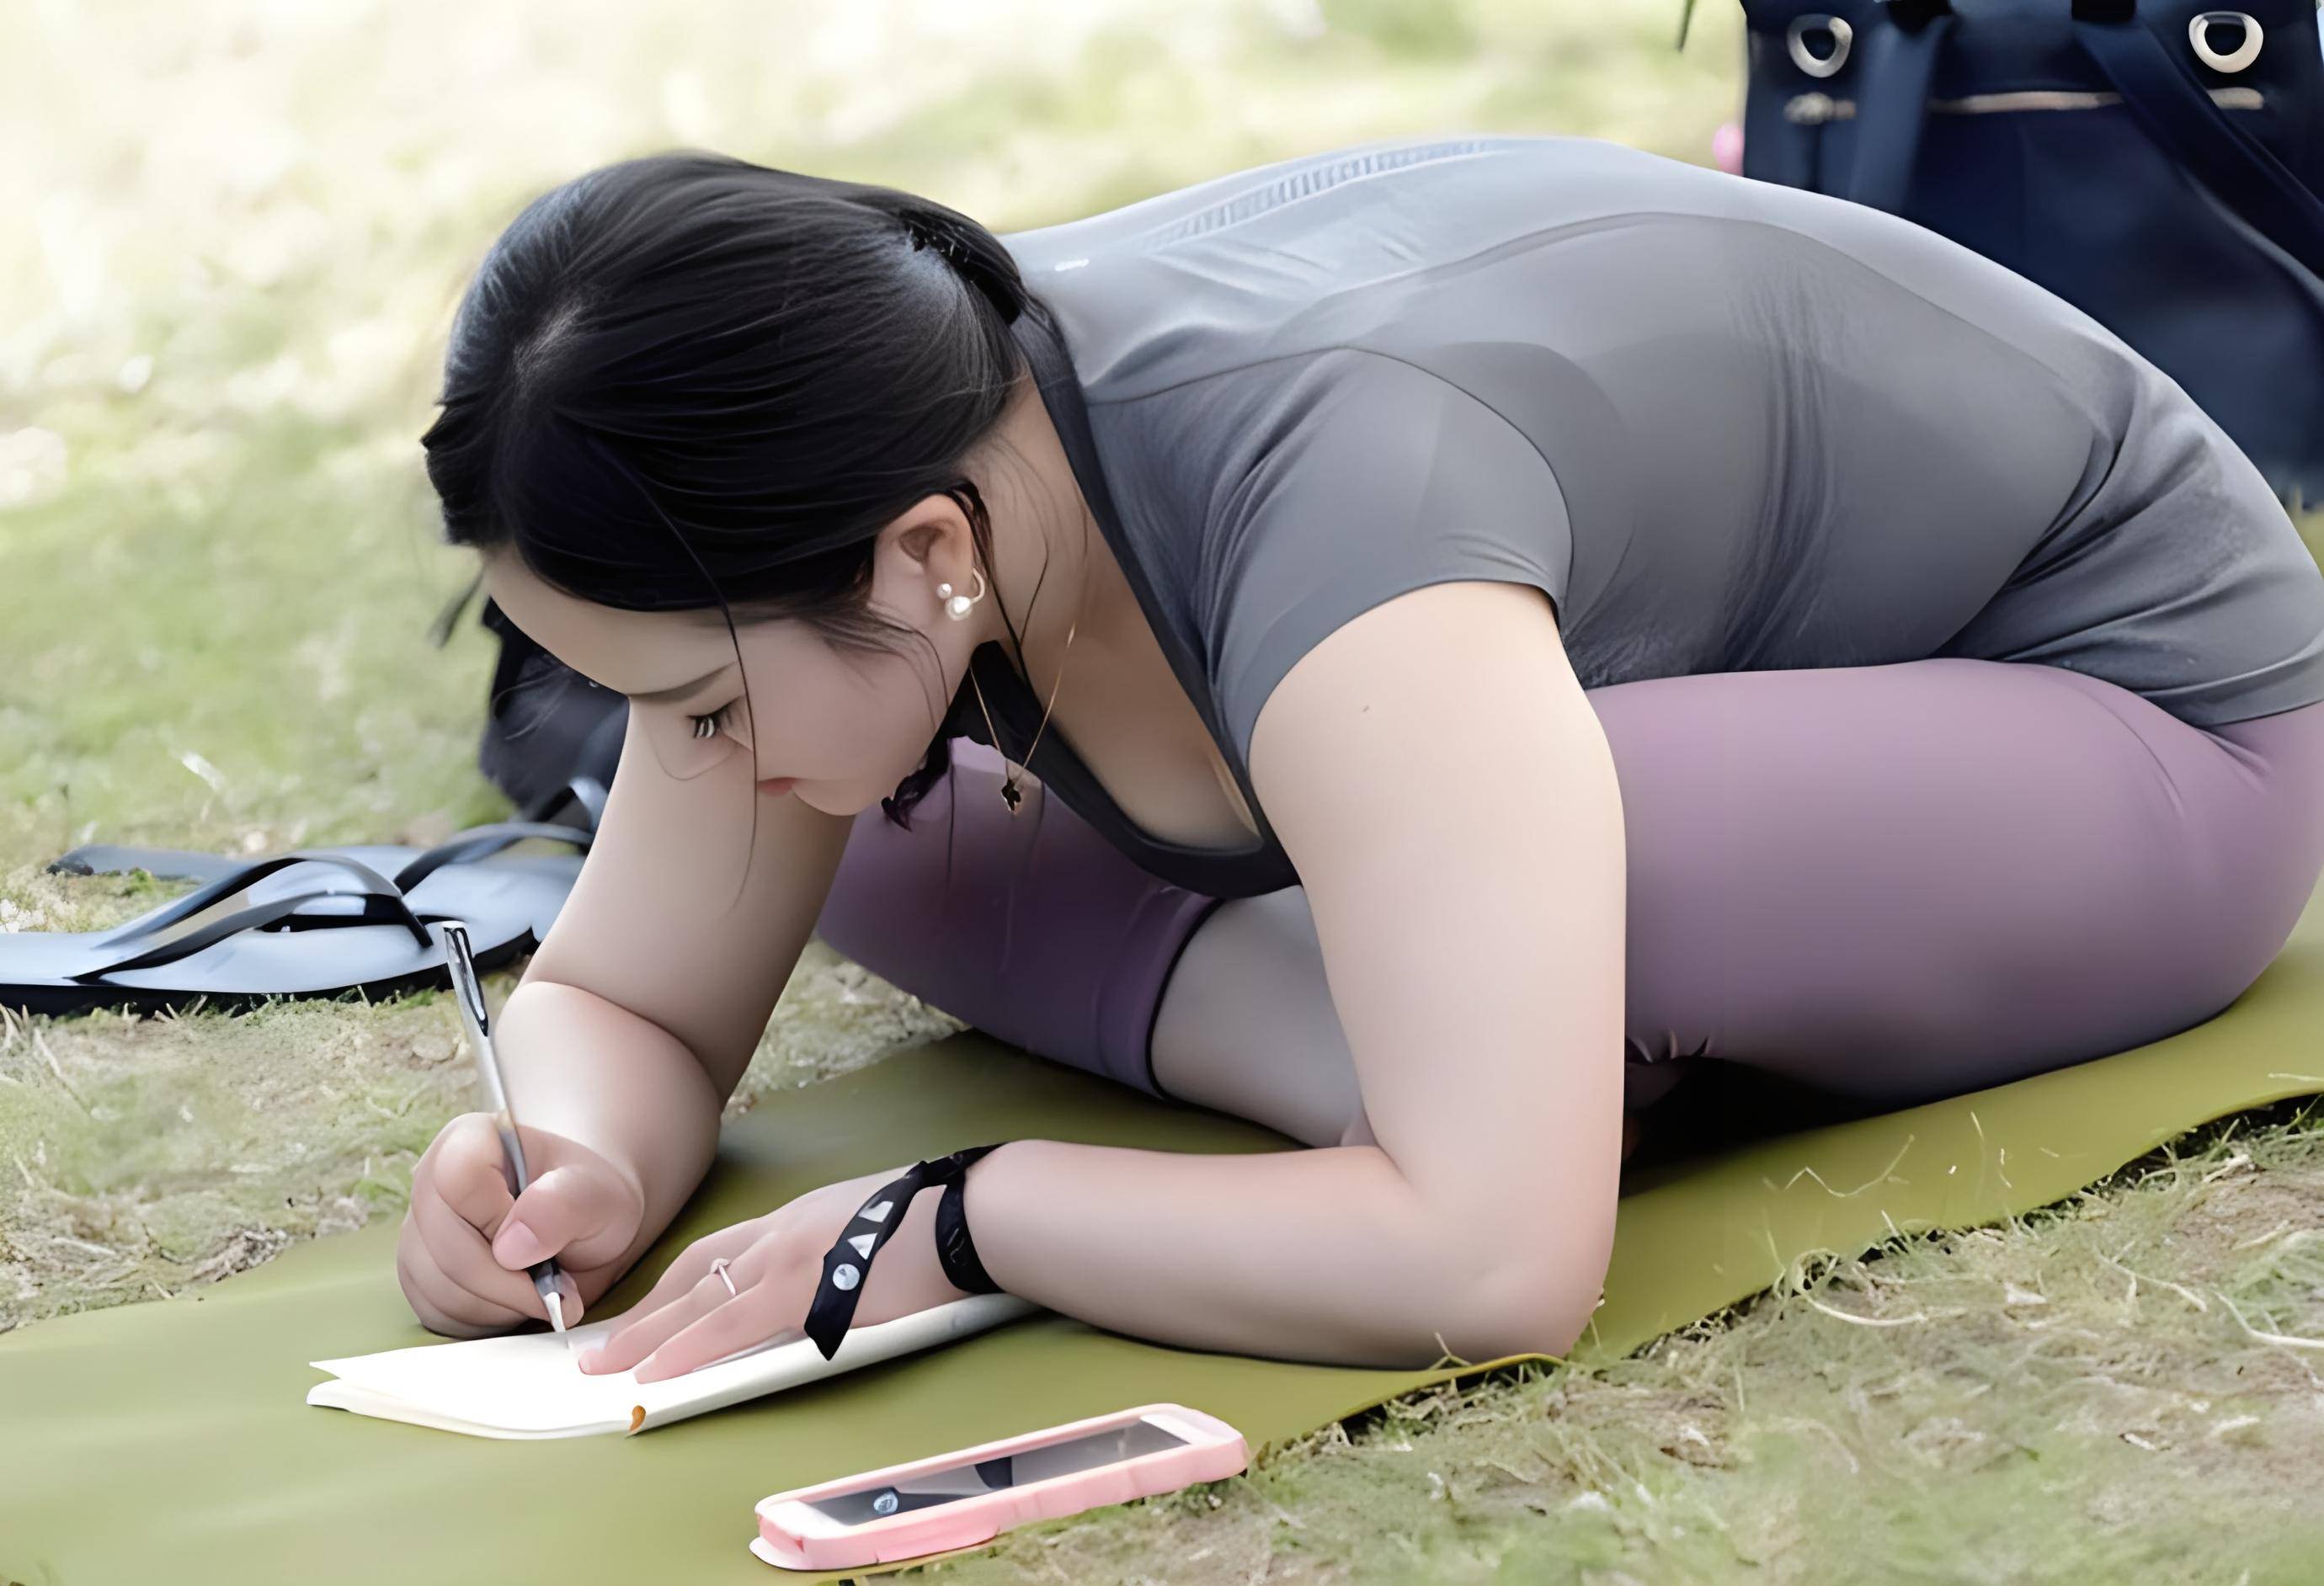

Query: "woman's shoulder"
<box><xmin>998</xmin><ymin>135</ymin><xmax>1682</xmax><ymax>398</ymax></box>
<box><xmin>999</xmin><ymin>134</ymin><xmax>1568</xmax><ymax>260</ymax></box>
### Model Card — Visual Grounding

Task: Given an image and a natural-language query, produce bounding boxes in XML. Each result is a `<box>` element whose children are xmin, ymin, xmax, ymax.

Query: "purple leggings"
<box><xmin>812</xmin><ymin>658</ymin><xmax>2324</xmax><ymax>1111</ymax></box>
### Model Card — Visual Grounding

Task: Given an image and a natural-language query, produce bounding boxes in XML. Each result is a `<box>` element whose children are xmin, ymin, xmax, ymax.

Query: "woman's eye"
<box><xmin>688</xmin><ymin>705</ymin><xmax>730</xmax><ymax>740</ymax></box>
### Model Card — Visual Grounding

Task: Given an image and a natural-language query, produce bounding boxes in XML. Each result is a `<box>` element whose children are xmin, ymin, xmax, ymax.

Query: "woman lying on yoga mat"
<box><xmin>399</xmin><ymin>135</ymin><xmax>2324</xmax><ymax>1376</ymax></box>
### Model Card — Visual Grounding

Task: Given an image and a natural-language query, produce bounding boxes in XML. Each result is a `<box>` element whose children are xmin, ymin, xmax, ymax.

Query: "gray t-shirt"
<box><xmin>964</xmin><ymin>134</ymin><xmax>2324</xmax><ymax>897</ymax></box>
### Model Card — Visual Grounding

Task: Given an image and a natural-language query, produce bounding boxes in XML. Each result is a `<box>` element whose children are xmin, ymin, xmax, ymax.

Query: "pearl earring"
<box><xmin>941</xmin><ymin>568</ymin><xmax>986</xmax><ymax>620</ymax></box>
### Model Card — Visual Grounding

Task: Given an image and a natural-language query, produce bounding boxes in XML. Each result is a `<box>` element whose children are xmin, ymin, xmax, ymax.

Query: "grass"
<box><xmin>0</xmin><ymin>953</ymin><xmax>962</xmax><ymax>1325</ymax></box>
<box><xmin>7</xmin><ymin>1</ymin><xmax>2324</xmax><ymax>1580</ymax></box>
<box><xmin>936</xmin><ymin>1108</ymin><xmax>2324</xmax><ymax>1584</ymax></box>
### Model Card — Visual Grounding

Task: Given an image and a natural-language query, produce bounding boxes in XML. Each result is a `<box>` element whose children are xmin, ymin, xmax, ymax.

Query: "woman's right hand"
<box><xmin>397</xmin><ymin>1111</ymin><xmax>650</xmax><ymax>1338</ymax></box>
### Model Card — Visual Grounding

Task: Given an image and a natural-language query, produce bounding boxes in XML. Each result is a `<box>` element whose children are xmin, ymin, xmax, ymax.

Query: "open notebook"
<box><xmin>306</xmin><ymin>1293</ymin><xmax>1039</xmax><ymax>1439</ymax></box>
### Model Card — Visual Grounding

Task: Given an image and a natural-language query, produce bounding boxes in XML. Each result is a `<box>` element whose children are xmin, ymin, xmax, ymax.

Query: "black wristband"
<box><xmin>934</xmin><ymin>1159</ymin><xmax>1003</xmax><ymax>1296</ymax></box>
<box><xmin>802</xmin><ymin>1143</ymin><xmax>1008</xmax><ymax>1361</ymax></box>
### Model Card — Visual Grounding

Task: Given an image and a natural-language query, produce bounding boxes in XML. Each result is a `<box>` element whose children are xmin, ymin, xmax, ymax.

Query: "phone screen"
<box><xmin>805</xmin><ymin>1418</ymin><xmax>1190</xmax><ymax>1525</ymax></box>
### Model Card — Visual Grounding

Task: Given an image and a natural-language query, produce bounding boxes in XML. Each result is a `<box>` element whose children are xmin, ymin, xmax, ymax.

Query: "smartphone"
<box><xmin>749</xmin><ymin>1402</ymin><xmax>1246</xmax><ymax>1570</ymax></box>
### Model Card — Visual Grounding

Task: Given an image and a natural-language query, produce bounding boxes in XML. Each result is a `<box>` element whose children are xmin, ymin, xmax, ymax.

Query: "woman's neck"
<box><xmin>974</xmin><ymin>374</ymin><xmax>1145</xmax><ymax>698</ymax></box>
<box><xmin>969</xmin><ymin>372</ymin><xmax>1265</xmax><ymax>849</ymax></box>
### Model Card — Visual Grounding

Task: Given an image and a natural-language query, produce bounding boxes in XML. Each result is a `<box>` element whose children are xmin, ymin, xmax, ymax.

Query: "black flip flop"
<box><xmin>43</xmin><ymin>777</ymin><xmax>605</xmax><ymax>891</ymax></box>
<box><xmin>4</xmin><ymin>809</ymin><xmax>595</xmax><ymax>1019</ymax></box>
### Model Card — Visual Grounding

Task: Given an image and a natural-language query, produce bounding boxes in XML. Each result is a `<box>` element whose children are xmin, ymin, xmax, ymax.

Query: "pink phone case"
<box><xmin>750</xmin><ymin>1402</ymin><xmax>1248</xmax><ymax>1569</ymax></box>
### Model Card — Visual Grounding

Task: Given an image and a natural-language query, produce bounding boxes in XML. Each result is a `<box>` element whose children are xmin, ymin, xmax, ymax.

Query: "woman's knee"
<box><xmin>813</xmin><ymin>738</ymin><xmax>1218</xmax><ymax>1095</ymax></box>
<box><xmin>809</xmin><ymin>742</ymin><xmax>981</xmax><ymax>985</ymax></box>
<box><xmin>1149</xmin><ymin>886</ymin><xmax>1364</xmax><ymax>1145</ymax></box>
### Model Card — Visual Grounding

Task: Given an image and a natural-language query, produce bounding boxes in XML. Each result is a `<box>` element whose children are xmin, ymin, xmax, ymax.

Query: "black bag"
<box><xmin>422</xmin><ymin>577</ymin><xmax>624</xmax><ymax>821</ymax></box>
<box><xmin>1728</xmin><ymin>0</ymin><xmax>2324</xmax><ymax>503</ymax></box>
<box><xmin>464</xmin><ymin>594</ymin><xmax>628</xmax><ymax>814</ymax></box>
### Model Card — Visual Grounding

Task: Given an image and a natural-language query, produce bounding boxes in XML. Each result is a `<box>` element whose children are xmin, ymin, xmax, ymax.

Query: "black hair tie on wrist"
<box><xmin>802</xmin><ymin>1143</ymin><xmax>1007</xmax><ymax>1360</ymax></box>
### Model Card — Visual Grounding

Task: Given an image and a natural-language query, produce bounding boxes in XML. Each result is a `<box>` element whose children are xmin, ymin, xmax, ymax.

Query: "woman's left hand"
<box><xmin>577</xmin><ymin>1163</ymin><xmax>967</xmax><ymax>1383</ymax></box>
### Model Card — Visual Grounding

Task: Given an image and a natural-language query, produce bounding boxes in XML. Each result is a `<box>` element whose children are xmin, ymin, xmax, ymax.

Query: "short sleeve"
<box><xmin>1195</xmin><ymin>349</ymin><xmax>1575</xmax><ymax>767</ymax></box>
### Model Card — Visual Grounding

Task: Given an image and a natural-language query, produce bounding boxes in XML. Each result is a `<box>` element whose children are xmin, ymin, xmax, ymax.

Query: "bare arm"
<box><xmin>962</xmin><ymin>579</ymin><xmax>1625</xmax><ymax>1365</ymax></box>
<box><xmin>415</xmin><ymin>705</ymin><xmax>856</xmax><ymax>1319</ymax></box>
<box><xmin>576</xmin><ymin>579</ymin><xmax>1627</xmax><ymax>1376</ymax></box>
<box><xmin>512</xmin><ymin>702</ymin><xmax>855</xmax><ymax>1243</ymax></box>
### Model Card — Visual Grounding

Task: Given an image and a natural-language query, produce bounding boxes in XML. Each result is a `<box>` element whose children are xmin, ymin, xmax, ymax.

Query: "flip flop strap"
<box><xmin>67</xmin><ymin>889</ymin><xmax>431</xmax><ymax>984</ymax></box>
<box><xmin>391</xmin><ymin>821</ymin><xmax>595</xmax><ymax>891</ymax></box>
<box><xmin>46</xmin><ymin>790</ymin><xmax>601</xmax><ymax>890</ymax></box>
<box><xmin>90</xmin><ymin>851</ymin><xmax>431</xmax><ymax>950</ymax></box>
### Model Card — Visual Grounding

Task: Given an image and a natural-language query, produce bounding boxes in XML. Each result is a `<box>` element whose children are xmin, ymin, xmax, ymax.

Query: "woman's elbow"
<box><xmin>1442</xmin><ymin>1251</ymin><xmax>1605</xmax><ymax>1363</ymax></box>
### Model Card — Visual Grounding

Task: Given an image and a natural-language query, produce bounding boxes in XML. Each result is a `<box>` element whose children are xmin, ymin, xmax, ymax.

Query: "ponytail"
<box><xmin>847</xmin><ymin>188</ymin><xmax>1029</xmax><ymax>327</ymax></box>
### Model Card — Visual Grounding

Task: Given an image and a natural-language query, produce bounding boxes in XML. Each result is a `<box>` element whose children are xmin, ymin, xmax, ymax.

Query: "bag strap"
<box><xmin>1843</xmin><ymin>3</ymin><xmax>1957</xmax><ymax>211</ymax></box>
<box><xmin>2073</xmin><ymin>3</ymin><xmax>2324</xmax><ymax>279</ymax></box>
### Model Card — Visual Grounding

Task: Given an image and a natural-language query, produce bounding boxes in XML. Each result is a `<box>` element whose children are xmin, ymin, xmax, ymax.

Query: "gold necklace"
<box><xmin>968</xmin><ymin>613</ymin><xmax>1077</xmax><ymax>814</ymax></box>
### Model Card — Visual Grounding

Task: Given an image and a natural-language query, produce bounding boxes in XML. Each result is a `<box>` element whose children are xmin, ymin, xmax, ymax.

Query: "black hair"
<box><xmin>420</xmin><ymin>151</ymin><xmax>1056</xmax><ymax>858</ymax></box>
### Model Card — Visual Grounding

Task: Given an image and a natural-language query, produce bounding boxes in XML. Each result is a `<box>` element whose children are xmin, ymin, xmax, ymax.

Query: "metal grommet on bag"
<box><xmin>1787</xmin><ymin>13</ymin><xmax>1854</xmax><ymax>78</ymax></box>
<box><xmin>2188</xmin><ymin>11</ymin><xmax>2263</xmax><ymax>73</ymax></box>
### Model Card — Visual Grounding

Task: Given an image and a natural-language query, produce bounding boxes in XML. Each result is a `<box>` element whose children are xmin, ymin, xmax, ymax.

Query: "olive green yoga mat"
<box><xmin>5</xmin><ymin>880</ymin><xmax>2321</xmax><ymax>1585</ymax></box>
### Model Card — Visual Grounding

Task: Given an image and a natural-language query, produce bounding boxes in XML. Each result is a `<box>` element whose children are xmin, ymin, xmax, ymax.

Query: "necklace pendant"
<box><xmin>1000</xmin><ymin>780</ymin><xmax>1024</xmax><ymax>815</ymax></box>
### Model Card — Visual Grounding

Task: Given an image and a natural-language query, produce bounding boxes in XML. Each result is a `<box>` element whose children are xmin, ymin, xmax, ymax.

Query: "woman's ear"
<box><xmin>877</xmin><ymin>492</ymin><xmax>981</xmax><ymax>613</ymax></box>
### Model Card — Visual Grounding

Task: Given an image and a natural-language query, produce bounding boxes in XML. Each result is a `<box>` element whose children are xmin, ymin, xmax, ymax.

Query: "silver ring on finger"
<box><xmin>709</xmin><ymin>1256</ymin><xmax>738</xmax><ymax>1299</ymax></box>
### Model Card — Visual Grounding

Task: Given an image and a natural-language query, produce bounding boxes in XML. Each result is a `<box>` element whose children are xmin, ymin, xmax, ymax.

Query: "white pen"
<box><xmin>440</xmin><ymin>922</ymin><xmax>575</xmax><ymax>1351</ymax></box>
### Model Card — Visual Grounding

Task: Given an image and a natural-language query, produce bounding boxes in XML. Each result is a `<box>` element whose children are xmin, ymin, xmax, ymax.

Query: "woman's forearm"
<box><xmin>490</xmin><ymin>978</ymin><xmax>724</xmax><ymax>1274</ymax></box>
<box><xmin>963</xmin><ymin>1138</ymin><xmax>1591</xmax><ymax>1368</ymax></box>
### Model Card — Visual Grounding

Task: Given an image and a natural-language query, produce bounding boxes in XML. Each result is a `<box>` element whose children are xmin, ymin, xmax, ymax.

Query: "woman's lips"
<box><xmin>757</xmin><ymin>776</ymin><xmax>799</xmax><ymax>796</ymax></box>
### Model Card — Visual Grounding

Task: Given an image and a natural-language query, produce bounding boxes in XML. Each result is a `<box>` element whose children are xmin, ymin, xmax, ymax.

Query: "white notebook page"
<box><xmin>306</xmin><ymin>1293</ymin><xmax>1039</xmax><ymax>1439</ymax></box>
